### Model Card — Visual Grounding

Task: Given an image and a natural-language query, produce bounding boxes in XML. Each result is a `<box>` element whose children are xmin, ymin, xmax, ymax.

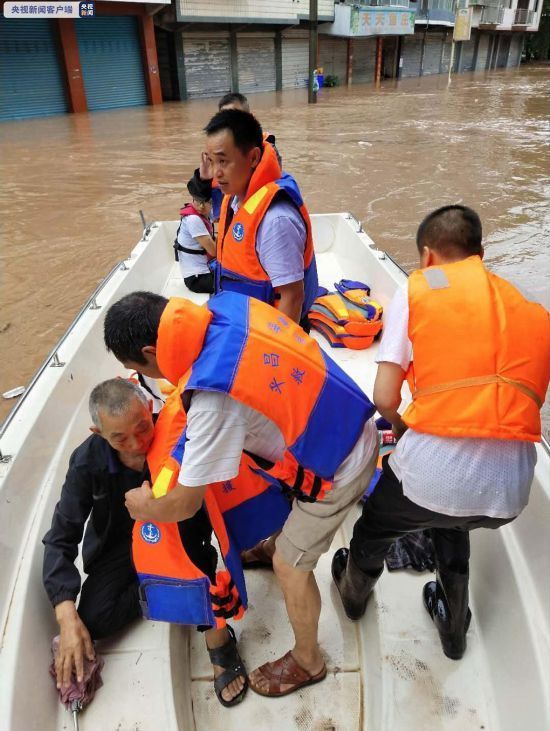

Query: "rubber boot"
<box><xmin>423</xmin><ymin>568</ymin><xmax>472</xmax><ymax>660</ymax></box>
<box><xmin>331</xmin><ymin>547</ymin><xmax>382</xmax><ymax>621</ymax></box>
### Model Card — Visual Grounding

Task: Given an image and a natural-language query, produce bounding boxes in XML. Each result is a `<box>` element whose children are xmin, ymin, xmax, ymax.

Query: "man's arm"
<box><xmin>125</xmin><ymin>480</ymin><xmax>206</xmax><ymax>523</ymax></box>
<box><xmin>373</xmin><ymin>362</ymin><xmax>408</xmax><ymax>439</ymax></box>
<box><xmin>277</xmin><ymin>280</ymin><xmax>304</xmax><ymax>323</ymax></box>
<box><xmin>194</xmin><ymin>233</ymin><xmax>216</xmax><ymax>258</ymax></box>
<box><xmin>257</xmin><ymin>200</ymin><xmax>307</xmax><ymax>324</ymax></box>
<box><xmin>42</xmin><ymin>449</ymin><xmax>96</xmax><ymax>687</ymax></box>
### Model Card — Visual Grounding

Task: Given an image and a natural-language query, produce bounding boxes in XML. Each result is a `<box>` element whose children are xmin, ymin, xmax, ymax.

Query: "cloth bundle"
<box><xmin>309</xmin><ymin>279</ymin><xmax>383</xmax><ymax>350</ymax></box>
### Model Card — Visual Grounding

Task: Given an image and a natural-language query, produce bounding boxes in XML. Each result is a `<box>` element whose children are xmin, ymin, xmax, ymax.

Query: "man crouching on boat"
<box><xmin>42</xmin><ymin>379</ymin><xmax>243</xmax><ymax>703</ymax></box>
<box><xmin>332</xmin><ymin>205</ymin><xmax>550</xmax><ymax>660</ymax></box>
<box><xmin>103</xmin><ymin>291</ymin><xmax>379</xmax><ymax>698</ymax></box>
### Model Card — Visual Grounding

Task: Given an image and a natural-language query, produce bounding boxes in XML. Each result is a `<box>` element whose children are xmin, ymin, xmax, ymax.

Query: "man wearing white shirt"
<box><xmin>332</xmin><ymin>205</ymin><xmax>550</xmax><ymax>660</ymax></box>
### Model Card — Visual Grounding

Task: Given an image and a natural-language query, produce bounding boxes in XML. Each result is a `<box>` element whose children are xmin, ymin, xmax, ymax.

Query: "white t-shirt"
<box><xmin>377</xmin><ymin>286</ymin><xmax>536</xmax><ymax>519</ymax></box>
<box><xmin>178</xmin><ymin>390</ymin><xmax>377</xmax><ymax>489</ymax></box>
<box><xmin>176</xmin><ymin>214</ymin><xmax>211</xmax><ymax>278</ymax></box>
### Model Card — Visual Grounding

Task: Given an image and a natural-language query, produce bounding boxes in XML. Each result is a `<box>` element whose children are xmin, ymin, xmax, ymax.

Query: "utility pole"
<box><xmin>308</xmin><ymin>0</ymin><xmax>318</xmax><ymax>104</ymax></box>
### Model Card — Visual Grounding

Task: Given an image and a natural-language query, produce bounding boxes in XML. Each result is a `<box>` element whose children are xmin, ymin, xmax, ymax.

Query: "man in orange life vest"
<box><xmin>199</xmin><ymin>92</ymin><xmax>282</xmax><ymax>222</ymax></box>
<box><xmin>332</xmin><ymin>205</ymin><xmax>550</xmax><ymax>660</ymax></box>
<box><xmin>103</xmin><ymin>290</ymin><xmax>379</xmax><ymax>697</ymax></box>
<box><xmin>202</xmin><ymin>109</ymin><xmax>318</xmax><ymax>328</ymax></box>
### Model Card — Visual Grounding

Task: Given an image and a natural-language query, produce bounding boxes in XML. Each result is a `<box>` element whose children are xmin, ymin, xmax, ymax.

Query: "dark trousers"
<box><xmin>184</xmin><ymin>272</ymin><xmax>215</xmax><ymax>294</ymax></box>
<box><xmin>79</xmin><ymin>508</ymin><xmax>217</xmax><ymax>640</ymax></box>
<box><xmin>350</xmin><ymin>455</ymin><xmax>513</xmax><ymax>576</ymax></box>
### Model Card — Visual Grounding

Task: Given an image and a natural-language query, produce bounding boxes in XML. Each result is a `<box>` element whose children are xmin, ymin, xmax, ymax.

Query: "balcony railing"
<box><xmin>413</xmin><ymin>0</ymin><xmax>456</xmax><ymax>19</ymax></box>
<box><xmin>513</xmin><ymin>8</ymin><xmax>535</xmax><ymax>23</ymax></box>
<box><xmin>344</xmin><ymin>0</ymin><xmax>411</xmax><ymax>7</ymax></box>
<box><xmin>480</xmin><ymin>5</ymin><xmax>504</xmax><ymax>22</ymax></box>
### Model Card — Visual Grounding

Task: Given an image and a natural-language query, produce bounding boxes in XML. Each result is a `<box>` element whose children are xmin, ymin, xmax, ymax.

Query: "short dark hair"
<box><xmin>416</xmin><ymin>205</ymin><xmax>483</xmax><ymax>259</ymax></box>
<box><xmin>204</xmin><ymin>109</ymin><xmax>263</xmax><ymax>155</ymax></box>
<box><xmin>218</xmin><ymin>92</ymin><xmax>250</xmax><ymax>112</ymax></box>
<box><xmin>104</xmin><ymin>291</ymin><xmax>168</xmax><ymax>364</ymax></box>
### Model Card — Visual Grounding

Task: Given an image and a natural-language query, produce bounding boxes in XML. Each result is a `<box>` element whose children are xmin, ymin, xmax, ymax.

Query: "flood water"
<box><xmin>1</xmin><ymin>65</ymin><xmax>549</xmax><ymax>432</ymax></box>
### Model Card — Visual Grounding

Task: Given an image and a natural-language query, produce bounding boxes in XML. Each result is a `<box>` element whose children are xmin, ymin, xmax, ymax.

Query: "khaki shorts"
<box><xmin>275</xmin><ymin>444</ymin><xmax>379</xmax><ymax>571</ymax></box>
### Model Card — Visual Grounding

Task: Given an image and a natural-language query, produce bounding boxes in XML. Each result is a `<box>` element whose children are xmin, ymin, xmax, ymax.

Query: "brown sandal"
<box><xmin>240</xmin><ymin>538</ymin><xmax>275</xmax><ymax>569</ymax></box>
<box><xmin>249</xmin><ymin>651</ymin><xmax>327</xmax><ymax>697</ymax></box>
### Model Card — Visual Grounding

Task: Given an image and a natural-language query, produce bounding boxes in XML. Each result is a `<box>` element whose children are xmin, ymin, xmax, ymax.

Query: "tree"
<box><xmin>525</xmin><ymin>0</ymin><xmax>550</xmax><ymax>60</ymax></box>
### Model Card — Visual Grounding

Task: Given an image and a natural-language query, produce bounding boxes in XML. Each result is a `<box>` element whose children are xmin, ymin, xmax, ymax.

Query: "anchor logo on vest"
<box><xmin>141</xmin><ymin>522</ymin><xmax>161</xmax><ymax>544</ymax></box>
<box><xmin>232</xmin><ymin>222</ymin><xmax>245</xmax><ymax>242</ymax></box>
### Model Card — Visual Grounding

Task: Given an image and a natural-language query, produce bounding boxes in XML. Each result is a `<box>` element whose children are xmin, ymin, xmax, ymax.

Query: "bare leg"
<box><xmin>249</xmin><ymin>550</ymin><xmax>325</xmax><ymax>694</ymax></box>
<box><xmin>204</xmin><ymin>627</ymin><xmax>246</xmax><ymax>702</ymax></box>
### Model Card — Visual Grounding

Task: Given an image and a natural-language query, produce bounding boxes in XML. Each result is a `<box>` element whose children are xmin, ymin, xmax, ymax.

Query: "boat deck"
<box><xmin>1</xmin><ymin>215</ymin><xmax>548</xmax><ymax>731</ymax></box>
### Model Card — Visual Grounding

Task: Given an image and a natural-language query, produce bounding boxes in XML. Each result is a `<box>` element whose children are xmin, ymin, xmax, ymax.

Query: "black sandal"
<box><xmin>206</xmin><ymin>625</ymin><xmax>248</xmax><ymax>707</ymax></box>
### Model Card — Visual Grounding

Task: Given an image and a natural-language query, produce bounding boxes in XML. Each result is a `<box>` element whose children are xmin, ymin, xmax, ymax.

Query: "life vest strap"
<box><xmin>174</xmin><ymin>242</ymin><xmax>207</xmax><ymax>256</ymax></box>
<box><xmin>412</xmin><ymin>374</ymin><xmax>543</xmax><ymax>409</ymax></box>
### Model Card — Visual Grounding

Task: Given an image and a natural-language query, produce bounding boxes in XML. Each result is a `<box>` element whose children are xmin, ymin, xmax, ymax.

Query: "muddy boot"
<box><xmin>423</xmin><ymin>568</ymin><xmax>472</xmax><ymax>660</ymax></box>
<box><xmin>331</xmin><ymin>548</ymin><xmax>382</xmax><ymax>621</ymax></box>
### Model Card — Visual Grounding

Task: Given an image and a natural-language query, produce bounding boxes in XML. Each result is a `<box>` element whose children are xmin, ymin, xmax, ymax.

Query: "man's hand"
<box><xmin>199</xmin><ymin>151</ymin><xmax>214</xmax><ymax>181</ymax></box>
<box><xmin>55</xmin><ymin>601</ymin><xmax>95</xmax><ymax>689</ymax></box>
<box><xmin>125</xmin><ymin>480</ymin><xmax>154</xmax><ymax>521</ymax></box>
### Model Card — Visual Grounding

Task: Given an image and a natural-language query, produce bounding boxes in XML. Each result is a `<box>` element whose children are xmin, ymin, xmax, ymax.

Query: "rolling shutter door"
<box><xmin>422</xmin><ymin>33</ymin><xmax>444</xmax><ymax>75</ymax></box>
<box><xmin>237</xmin><ymin>34</ymin><xmax>276</xmax><ymax>94</ymax></box>
<box><xmin>319</xmin><ymin>37</ymin><xmax>347</xmax><ymax>83</ymax></box>
<box><xmin>183</xmin><ymin>34</ymin><xmax>231</xmax><ymax>99</ymax></box>
<box><xmin>0</xmin><ymin>18</ymin><xmax>67</xmax><ymax>121</ymax></box>
<box><xmin>352</xmin><ymin>38</ymin><xmax>376</xmax><ymax>84</ymax></box>
<box><xmin>76</xmin><ymin>17</ymin><xmax>146</xmax><ymax>111</ymax></box>
<box><xmin>401</xmin><ymin>33</ymin><xmax>423</xmax><ymax>77</ymax></box>
<box><xmin>282</xmin><ymin>30</ymin><xmax>309</xmax><ymax>89</ymax></box>
<box><xmin>475</xmin><ymin>33</ymin><xmax>491</xmax><ymax>70</ymax></box>
<box><xmin>459</xmin><ymin>35</ymin><xmax>476</xmax><ymax>72</ymax></box>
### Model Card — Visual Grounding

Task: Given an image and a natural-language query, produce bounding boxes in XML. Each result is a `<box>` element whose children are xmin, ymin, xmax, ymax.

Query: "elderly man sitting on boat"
<box><xmin>42</xmin><ymin>378</ymin><xmax>247</xmax><ymax>707</ymax></box>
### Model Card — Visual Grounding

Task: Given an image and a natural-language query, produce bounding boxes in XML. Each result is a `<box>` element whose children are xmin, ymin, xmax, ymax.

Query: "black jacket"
<box><xmin>42</xmin><ymin>434</ymin><xmax>148</xmax><ymax>608</ymax></box>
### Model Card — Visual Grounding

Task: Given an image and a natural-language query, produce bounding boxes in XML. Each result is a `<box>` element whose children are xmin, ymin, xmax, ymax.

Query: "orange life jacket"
<box><xmin>403</xmin><ymin>255</ymin><xmax>550</xmax><ymax>441</ymax></box>
<box><xmin>156</xmin><ymin>292</ymin><xmax>375</xmax><ymax>499</ymax></box>
<box><xmin>214</xmin><ymin>141</ymin><xmax>318</xmax><ymax>318</ymax></box>
<box><xmin>133</xmin><ymin>379</ymin><xmax>291</xmax><ymax>628</ymax></box>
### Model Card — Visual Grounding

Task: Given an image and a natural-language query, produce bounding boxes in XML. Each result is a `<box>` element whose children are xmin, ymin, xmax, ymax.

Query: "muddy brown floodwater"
<box><xmin>1</xmin><ymin>65</ymin><xmax>549</xmax><ymax>434</ymax></box>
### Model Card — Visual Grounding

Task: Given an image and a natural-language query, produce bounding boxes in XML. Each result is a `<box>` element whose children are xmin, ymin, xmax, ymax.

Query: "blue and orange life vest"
<box><xmin>132</xmin><ymin>378</ymin><xmax>291</xmax><ymax>628</ymax></box>
<box><xmin>404</xmin><ymin>255</ymin><xmax>550</xmax><ymax>441</ymax></box>
<box><xmin>174</xmin><ymin>203</ymin><xmax>214</xmax><ymax>262</ymax></box>
<box><xmin>156</xmin><ymin>292</ymin><xmax>375</xmax><ymax>499</ymax></box>
<box><xmin>213</xmin><ymin>142</ymin><xmax>318</xmax><ymax>319</ymax></box>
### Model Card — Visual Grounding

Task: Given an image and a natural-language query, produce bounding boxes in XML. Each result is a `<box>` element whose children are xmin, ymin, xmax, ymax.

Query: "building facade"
<box><xmin>0</xmin><ymin>0</ymin><xmax>544</xmax><ymax>119</ymax></box>
<box><xmin>0</xmin><ymin>0</ymin><xmax>164</xmax><ymax>120</ymax></box>
<box><xmin>155</xmin><ymin>0</ymin><xmax>543</xmax><ymax>103</ymax></box>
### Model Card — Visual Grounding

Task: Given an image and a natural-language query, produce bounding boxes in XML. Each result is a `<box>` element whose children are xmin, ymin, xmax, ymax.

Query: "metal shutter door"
<box><xmin>76</xmin><ymin>17</ymin><xmax>146</xmax><ymax>111</ymax></box>
<box><xmin>475</xmin><ymin>33</ymin><xmax>491</xmax><ymax>70</ymax></box>
<box><xmin>237</xmin><ymin>35</ymin><xmax>276</xmax><ymax>94</ymax></box>
<box><xmin>319</xmin><ymin>37</ymin><xmax>347</xmax><ymax>83</ymax></box>
<box><xmin>282</xmin><ymin>30</ymin><xmax>309</xmax><ymax>89</ymax></box>
<box><xmin>352</xmin><ymin>38</ymin><xmax>376</xmax><ymax>84</ymax></box>
<box><xmin>423</xmin><ymin>33</ymin><xmax>444</xmax><ymax>75</ymax></box>
<box><xmin>441</xmin><ymin>33</ymin><xmax>453</xmax><ymax>73</ymax></box>
<box><xmin>0</xmin><ymin>18</ymin><xmax>67</xmax><ymax>121</ymax></box>
<box><xmin>183</xmin><ymin>35</ymin><xmax>231</xmax><ymax>99</ymax></box>
<box><xmin>401</xmin><ymin>34</ymin><xmax>423</xmax><ymax>78</ymax></box>
<box><xmin>459</xmin><ymin>36</ymin><xmax>476</xmax><ymax>72</ymax></box>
